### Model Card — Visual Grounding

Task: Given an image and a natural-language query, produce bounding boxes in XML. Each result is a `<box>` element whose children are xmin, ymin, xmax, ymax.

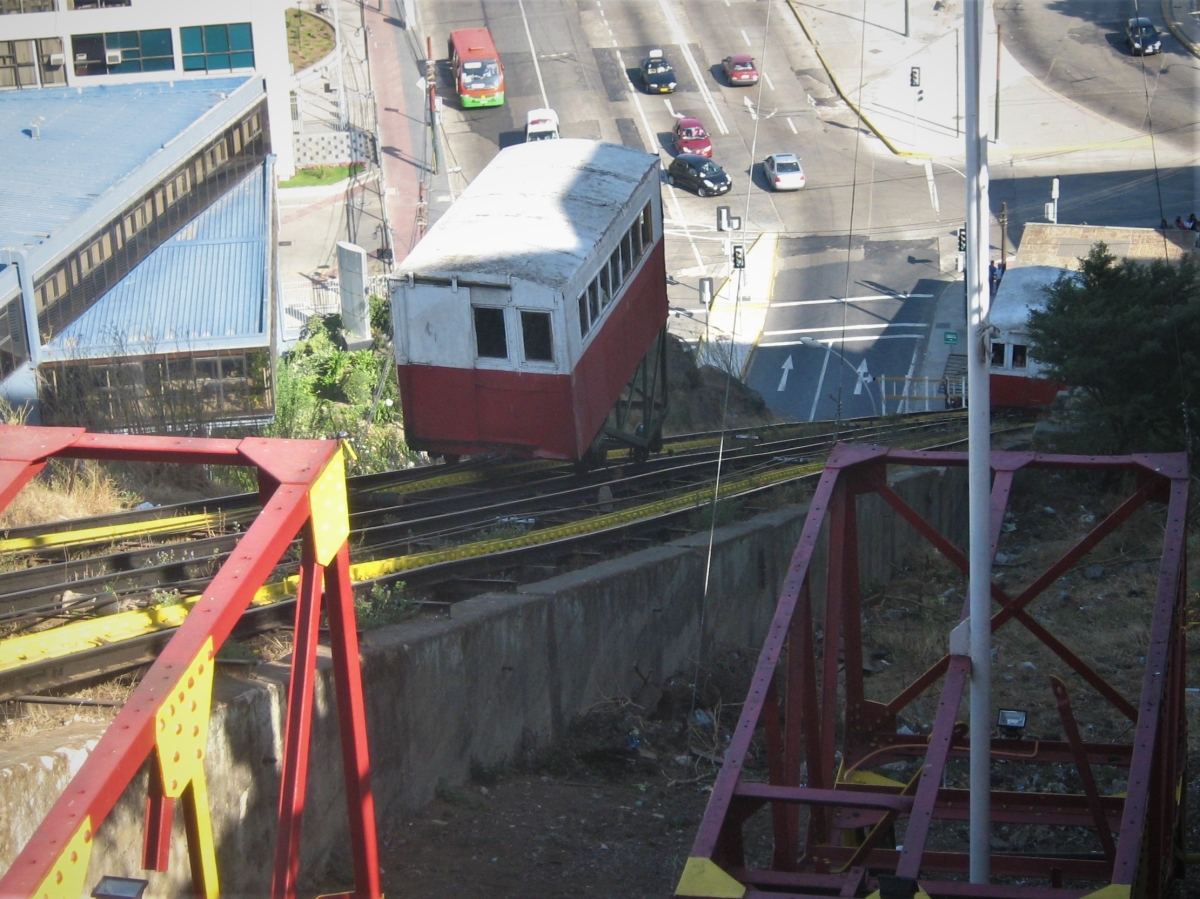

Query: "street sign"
<box><xmin>944</xmin><ymin>331</ymin><xmax>959</xmax><ymax>345</ymax></box>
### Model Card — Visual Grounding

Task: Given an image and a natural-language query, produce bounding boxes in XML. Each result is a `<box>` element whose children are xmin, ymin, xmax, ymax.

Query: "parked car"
<box><xmin>666</xmin><ymin>154</ymin><xmax>731</xmax><ymax>197</ymax></box>
<box><xmin>1125</xmin><ymin>17</ymin><xmax>1162</xmax><ymax>55</ymax></box>
<box><xmin>640</xmin><ymin>49</ymin><xmax>677</xmax><ymax>93</ymax></box>
<box><xmin>721</xmin><ymin>54</ymin><xmax>759</xmax><ymax>85</ymax></box>
<box><xmin>763</xmin><ymin>153</ymin><xmax>805</xmax><ymax>191</ymax></box>
<box><xmin>525</xmin><ymin>107</ymin><xmax>560</xmax><ymax>141</ymax></box>
<box><xmin>672</xmin><ymin>117</ymin><xmax>712</xmax><ymax>158</ymax></box>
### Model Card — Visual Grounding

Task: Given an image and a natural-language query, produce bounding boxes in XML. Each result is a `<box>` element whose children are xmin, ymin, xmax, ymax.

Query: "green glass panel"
<box><xmin>230</xmin><ymin>51</ymin><xmax>254</xmax><ymax>69</ymax></box>
<box><xmin>229</xmin><ymin>23</ymin><xmax>253</xmax><ymax>52</ymax></box>
<box><xmin>180</xmin><ymin>26</ymin><xmax>203</xmax><ymax>56</ymax></box>
<box><xmin>203</xmin><ymin>25</ymin><xmax>229</xmax><ymax>54</ymax></box>
<box><xmin>139</xmin><ymin>29</ymin><xmax>171</xmax><ymax>58</ymax></box>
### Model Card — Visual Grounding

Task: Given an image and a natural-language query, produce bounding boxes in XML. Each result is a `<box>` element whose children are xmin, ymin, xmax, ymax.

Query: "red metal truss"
<box><xmin>676</xmin><ymin>444</ymin><xmax>1188</xmax><ymax>899</ymax></box>
<box><xmin>0</xmin><ymin>425</ymin><xmax>381</xmax><ymax>899</ymax></box>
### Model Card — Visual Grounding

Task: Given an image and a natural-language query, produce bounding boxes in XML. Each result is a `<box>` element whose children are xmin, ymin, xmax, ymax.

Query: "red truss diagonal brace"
<box><xmin>0</xmin><ymin>425</ymin><xmax>380</xmax><ymax>899</ymax></box>
<box><xmin>675</xmin><ymin>445</ymin><xmax>1188</xmax><ymax>899</ymax></box>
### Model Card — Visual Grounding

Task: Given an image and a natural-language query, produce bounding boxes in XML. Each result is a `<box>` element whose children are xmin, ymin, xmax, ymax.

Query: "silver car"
<box><xmin>764</xmin><ymin>153</ymin><xmax>806</xmax><ymax>191</ymax></box>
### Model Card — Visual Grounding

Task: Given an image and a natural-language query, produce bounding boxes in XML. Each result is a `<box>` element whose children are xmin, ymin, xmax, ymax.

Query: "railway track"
<box><xmin>0</xmin><ymin>412</ymin><xmax>1031</xmax><ymax>702</ymax></box>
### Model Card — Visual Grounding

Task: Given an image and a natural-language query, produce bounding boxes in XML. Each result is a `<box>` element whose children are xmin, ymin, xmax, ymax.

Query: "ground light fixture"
<box><xmin>92</xmin><ymin>876</ymin><xmax>149</xmax><ymax>899</ymax></box>
<box><xmin>997</xmin><ymin>707</ymin><xmax>1028</xmax><ymax>740</ymax></box>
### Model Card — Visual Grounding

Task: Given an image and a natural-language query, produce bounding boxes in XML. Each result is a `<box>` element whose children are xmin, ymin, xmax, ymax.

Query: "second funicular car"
<box><xmin>640</xmin><ymin>49</ymin><xmax>676</xmax><ymax>93</ymax></box>
<box><xmin>672</xmin><ymin>117</ymin><xmax>712</xmax><ymax>158</ymax></box>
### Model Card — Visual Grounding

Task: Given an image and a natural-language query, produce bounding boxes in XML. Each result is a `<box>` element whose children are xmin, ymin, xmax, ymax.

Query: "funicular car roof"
<box><xmin>399</xmin><ymin>140</ymin><xmax>659</xmax><ymax>290</ymax></box>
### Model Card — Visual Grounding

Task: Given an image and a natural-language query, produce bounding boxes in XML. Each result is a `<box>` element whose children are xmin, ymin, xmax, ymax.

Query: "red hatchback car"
<box><xmin>721</xmin><ymin>54</ymin><xmax>759</xmax><ymax>85</ymax></box>
<box><xmin>672</xmin><ymin>117</ymin><xmax>712</xmax><ymax>158</ymax></box>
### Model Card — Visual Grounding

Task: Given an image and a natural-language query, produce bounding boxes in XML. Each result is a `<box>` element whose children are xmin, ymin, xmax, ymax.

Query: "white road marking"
<box><xmin>741</xmin><ymin>29</ymin><xmax>751</xmax><ymax>46</ymax></box>
<box><xmin>853</xmin><ymin>358</ymin><xmax>870</xmax><ymax>395</ymax></box>
<box><xmin>763</xmin><ymin>71</ymin><xmax>775</xmax><ymax>91</ymax></box>
<box><xmin>654</xmin><ymin>0</ymin><xmax>728</xmax><ymax>133</ymax></box>
<box><xmin>743</xmin><ymin>96</ymin><xmax>757</xmax><ymax>120</ymax></box>
<box><xmin>761</xmin><ymin>334</ymin><xmax>924</xmax><ymax>347</ymax></box>
<box><xmin>516</xmin><ymin>0</ymin><xmax>550</xmax><ymax>109</ymax></box>
<box><xmin>900</xmin><ymin>342</ymin><xmax>920</xmax><ymax>413</ymax></box>
<box><xmin>768</xmin><ymin>293</ymin><xmax>934</xmax><ymax>308</ymax></box>
<box><xmin>665</xmin><ymin>98</ymin><xmax>682</xmax><ymax>118</ymax></box>
<box><xmin>763</xmin><ymin>323</ymin><xmax>928</xmax><ymax>336</ymax></box>
<box><xmin>616</xmin><ymin>48</ymin><xmax>704</xmax><ymax>270</ymax></box>
<box><xmin>786</xmin><ymin>116</ymin><xmax>797</xmax><ymax>134</ymax></box>
<box><xmin>777</xmin><ymin>355</ymin><xmax>793</xmax><ymax>392</ymax></box>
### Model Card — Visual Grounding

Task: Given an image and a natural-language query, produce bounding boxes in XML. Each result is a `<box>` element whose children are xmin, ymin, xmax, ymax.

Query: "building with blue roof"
<box><xmin>0</xmin><ymin>76</ymin><xmax>280</xmax><ymax>430</ymax></box>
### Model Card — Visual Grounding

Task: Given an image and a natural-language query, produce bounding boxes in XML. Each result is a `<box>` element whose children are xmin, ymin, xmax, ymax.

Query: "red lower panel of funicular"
<box><xmin>398</xmin><ymin>243</ymin><xmax>668</xmax><ymax>460</ymax></box>
<box><xmin>990</xmin><ymin>373</ymin><xmax>1066</xmax><ymax>408</ymax></box>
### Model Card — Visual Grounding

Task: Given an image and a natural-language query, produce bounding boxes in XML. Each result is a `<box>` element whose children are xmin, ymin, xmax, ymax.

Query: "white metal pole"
<box><xmin>965</xmin><ymin>0</ymin><xmax>992</xmax><ymax>885</ymax></box>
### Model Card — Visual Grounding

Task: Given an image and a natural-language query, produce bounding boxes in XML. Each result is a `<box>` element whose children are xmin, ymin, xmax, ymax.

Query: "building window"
<box><xmin>521</xmin><ymin>311</ymin><xmax>553</xmax><ymax>363</ymax></box>
<box><xmin>0</xmin><ymin>0</ymin><xmax>56</xmax><ymax>14</ymax></box>
<box><xmin>0</xmin><ymin>40</ymin><xmax>37</xmax><ymax>89</ymax></box>
<box><xmin>474</xmin><ymin>307</ymin><xmax>507</xmax><ymax>359</ymax></box>
<box><xmin>990</xmin><ymin>342</ymin><xmax>1006</xmax><ymax>368</ymax></box>
<box><xmin>181</xmin><ymin>23</ymin><xmax>254</xmax><ymax>73</ymax></box>
<box><xmin>68</xmin><ymin>0</ymin><xmax>131</xmax><ymax>8</ymax></box>
<box><xmin>72</xmin><ymin>29</ymin><xmax>173</xmax><ymax>76</ymax></box>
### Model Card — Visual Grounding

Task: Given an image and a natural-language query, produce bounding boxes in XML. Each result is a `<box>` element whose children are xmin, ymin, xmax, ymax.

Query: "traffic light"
<box><xmin>910</xmin><ymin>66</ymin><xmax>920</xmax><ymax>87</ymax></box>
<box><xmin>732</xmin><ymin>245</ymin><xmax>746</xmax><ymax>269</ymax></box>
<box><xmin>957</xmin><ymin>226</ymin><xmax>967</xmax><ymax>252</ymax></box>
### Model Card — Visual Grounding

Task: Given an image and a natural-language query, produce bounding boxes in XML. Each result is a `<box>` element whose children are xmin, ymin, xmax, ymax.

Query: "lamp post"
<box><xmin>797</xmin><ymin>336</ymin><xmax>878</xmax><ymax>418</ymax></box>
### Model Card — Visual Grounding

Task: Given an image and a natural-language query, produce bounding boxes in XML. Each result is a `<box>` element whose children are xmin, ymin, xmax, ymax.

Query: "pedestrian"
<box><xmin>988</xmin><ymin>259</ymin><xmax>997</xmax><ymax>294</ymax></box>
<box><xmin>1188</xmin><ymin>213</ymin><xmax>1198</xmax><ymax>231</ymax></box>
<box><xmin>998</xmin><ymin>259</ymin><xmax>1007</xmax><ymax>278</ymax></box>
<box><xmin>1175</xmin><ymin>216</ymin><xmax>1187</xmax><ymax>230</ymax></box>
<box><xmin>1161</xmin><ymin>218</ymin><xmax>1170</xmax><ymax>230</ymax></box>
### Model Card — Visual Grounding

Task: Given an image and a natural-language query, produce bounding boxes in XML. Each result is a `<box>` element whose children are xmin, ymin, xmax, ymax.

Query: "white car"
<box><xmin>763</xmin><ymin>153</ymin><xmax>805</xmax><ymax>191</ymax></box>
<box><xmin>525</xmin><ymin>107</ymin><xmax>560</xmax><ymax>141</ymax></box>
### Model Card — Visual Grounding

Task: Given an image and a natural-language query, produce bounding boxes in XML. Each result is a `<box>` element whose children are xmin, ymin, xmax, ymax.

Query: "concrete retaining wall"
<box><xmin>0</xmin><ymin>464</ymin><xmax>966</xmax><ymax>894</ymax></box>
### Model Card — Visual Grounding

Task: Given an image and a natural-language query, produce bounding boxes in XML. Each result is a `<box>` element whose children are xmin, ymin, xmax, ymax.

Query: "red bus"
<box><xmin>448</xmin><ymin>28</ymin><xmax>505</xmax><ymax>108</ymax></box>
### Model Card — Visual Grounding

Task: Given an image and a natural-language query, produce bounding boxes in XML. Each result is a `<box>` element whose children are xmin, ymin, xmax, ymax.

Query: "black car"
<box><xmin>1125</xmin><ymin>17</ymin><xmax>1162</xmax><ymax>55</ymax></box>
<box><xmin>666</xmin><ymin>155</ymin><xmax>731</xmax><ymax>197</ymax></box>
<box><xmin>640</xmin><ymin>48</ymin><xmax>676</xmax><ymax>93</ymax></box>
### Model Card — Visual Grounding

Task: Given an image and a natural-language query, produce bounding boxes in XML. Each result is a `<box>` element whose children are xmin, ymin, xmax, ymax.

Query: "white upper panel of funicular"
<box><xmin>399</xmin><ymin>140</ymin><xmax>659</xmax><ymax>290</ymax></box>
<box><xmin>989</xmin><ymin>265</ymin><xmax>1073</xmax><ymax>333</ymax></box>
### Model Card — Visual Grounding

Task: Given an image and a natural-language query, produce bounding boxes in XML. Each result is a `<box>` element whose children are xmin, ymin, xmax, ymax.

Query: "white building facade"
<box><xmin>0</xmin><ymin>0</ymin><xmax>295</xmax><ymax>176</ymax></box>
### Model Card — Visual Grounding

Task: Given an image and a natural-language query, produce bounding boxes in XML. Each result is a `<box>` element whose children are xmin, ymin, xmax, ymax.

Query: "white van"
<box><xmin>525</xmin><ymin>108</ymin><xmax>560</xmax><ymax>142</ymax></box>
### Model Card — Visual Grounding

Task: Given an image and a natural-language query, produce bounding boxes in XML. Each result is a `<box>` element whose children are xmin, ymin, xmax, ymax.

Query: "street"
<box><xmin>371</xmin><ymin>0</ymin><xmax>1197</xmax><ymax>422</ymax></box>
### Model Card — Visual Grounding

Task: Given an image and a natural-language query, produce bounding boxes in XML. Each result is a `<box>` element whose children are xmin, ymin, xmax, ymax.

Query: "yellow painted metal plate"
<box><xmin>156</xmin><ymin>636</ymin><xmax>215</xmax><ymax>796</ymax></box>
<box><xmin>675</xmin><ymin>857</ymin><xmax>746</xmax><ymax>897</ymax></box>
<box><xmin>1080</xmin><ymin>886</ymin><xmax>1130</xmax><ymax>899</ymax></box>
<box><xmin>309</xmin><ymin>449</ymin><xmax>350</xmax><ymax>567</ymax></box>
<box><xmin>32</xmin><ymin>815</ymin><xmax>93</xmax><ymax>899</ymax></box>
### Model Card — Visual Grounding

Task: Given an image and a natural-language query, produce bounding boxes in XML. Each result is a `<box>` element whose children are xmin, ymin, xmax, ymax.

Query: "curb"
<box><xmin>1162</xmin><ymin>0</ymin><xmax>1200</xmax><ymax>58</ymax></box>
<box><xmin>785</xmin><ymin>0</ymin><xmax>922</xmax><ymax>159</ymax></box>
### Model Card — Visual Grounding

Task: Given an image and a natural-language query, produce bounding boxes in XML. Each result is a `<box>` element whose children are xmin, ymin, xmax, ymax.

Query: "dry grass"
<box><xmin>0</xmin><ymin>460</ymin><xmax>129</xmax><ymax>530</ymax></box>
<box><xmin>0</xmin><ymin>671</ymin><xmax>140</xmax><ymax>743</ymax></box>
<box><xmin>285</xmin><ymin>8</ymin><xmax>335</xmax><ymax>72</ymax></box>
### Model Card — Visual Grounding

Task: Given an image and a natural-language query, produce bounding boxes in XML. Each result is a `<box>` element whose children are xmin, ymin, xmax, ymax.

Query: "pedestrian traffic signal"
<box><xmin>957</xmin><ymin>226</ymin><xmax>967</xmax><ymax>252</ymax></box>
<box><xmin>910</xmin><ymin>66</ymin><xmax>921</xmax><ymax>87</ymax></box>
<box><xmin>732</xmin><ymin>245</ymin><xmax>746</xmax><ymax>269</ymax></box>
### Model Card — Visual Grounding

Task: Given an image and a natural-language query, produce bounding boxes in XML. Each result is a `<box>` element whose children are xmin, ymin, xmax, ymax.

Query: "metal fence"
<box><xmin>280</xmin><ymin>274</ymin><xmax>391</xmax><ymax>342</ymax></box>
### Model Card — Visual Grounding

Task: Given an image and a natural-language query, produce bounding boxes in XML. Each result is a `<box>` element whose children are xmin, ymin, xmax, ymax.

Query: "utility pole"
<box><xmin>426</xmin><ymin>36</ymin><xmax>441</xmax><ymax>176</ymax></box>
<box><xmin>964</xmin><ymin>0</ymin><xmax>993</xmax><ymax>886</ymax></box>
<box><xmin>994</xmin><ymin>24</ymin><xmax>1002</xmax><ymax>140</ymax></box>
<box><xmin>999</xmin><ymin>202</ymin><xmax>1009</xmax><ymax>266</ymax></box>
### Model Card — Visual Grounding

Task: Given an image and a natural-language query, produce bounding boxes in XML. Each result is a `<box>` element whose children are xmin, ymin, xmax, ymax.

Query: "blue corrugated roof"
<box><xmin>44</xmin><ymin>165</ymin><xmax>268</xmax><ymax>360</ymax></box>
<box><xmin>0</xmin><ymin>77</ymin><xmax>252</xmax><ymax>252</ymax></box>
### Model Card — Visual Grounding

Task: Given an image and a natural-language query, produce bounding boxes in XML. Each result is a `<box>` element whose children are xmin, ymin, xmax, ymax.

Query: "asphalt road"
<box><xmin>994</xmin><ymin>0</ymin><xmax>1199</xmax><ymax>151</ymax></box>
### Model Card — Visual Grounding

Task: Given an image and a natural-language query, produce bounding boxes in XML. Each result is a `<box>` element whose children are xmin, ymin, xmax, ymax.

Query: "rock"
<box><xmin>1084</xmin><ymin>565</ymin><xmax>1105</xmax><ymax>580</ymax></box>
<box><xmin>884</xmin><ymin>609</ymin><xmax>905</xmax><ymax>620</ymax></box>
<box><xmin>1020</xmin><ymin>661</ymin><xmax>1036</xmax><ymax>670</ymax></box>
<box><xmin>1058</xmin><ymin>590</ymin><xmax>1072</xmax><ymax>602</ymax></box>
<box><xmin>994</xmin><ymin>552</ymin><xmax>1017</xmax><ymax>565</ymax></box>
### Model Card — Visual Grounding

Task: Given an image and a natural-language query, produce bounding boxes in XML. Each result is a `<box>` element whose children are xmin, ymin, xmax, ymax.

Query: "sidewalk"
<box><xmin>783</xmin><ymin>0</ymin><xmax>1189</xmax><ymax>160</ymax></box>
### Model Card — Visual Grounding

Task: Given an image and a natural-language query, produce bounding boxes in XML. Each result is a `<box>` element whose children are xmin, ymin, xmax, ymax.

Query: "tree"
<box><xmin>1026</xmin><ymin>242</ymin><xmax>1200</xmax><ymax>454</ymax></box>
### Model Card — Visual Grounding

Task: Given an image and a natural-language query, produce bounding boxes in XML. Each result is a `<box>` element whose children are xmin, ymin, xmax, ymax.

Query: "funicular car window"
<box><xmin>990</xmin><ymin>342</ymin><xmax>1006</xmax><ymax>367</ymax></box>
<box><xmin>588</xmin><ymin>279</ymin><xmax>600</xmax><ymax>322</ymax></box>
<box><xmin>641</xmin><ymin>202</ymin><xmax>653</xmax><ymax>246</ymax></box>
<box><xmin>610</xmin><ymin>247</ymin><xmax>623</xmax><ymax>291</ymax></box>
<box><xmin>577</xmin><ymin>293</ymin><xmax>589</xmax><ymax>338</ymax></box>
<box><xmin>521</xmin><ymin>311</ymin><xmax>553</xmax><ymax>362</ymax></box>
<box><xmin>474</xmin><ymin>306</ymin><xmax>508</xmax><ymax>358</ymax></box>
<box><xmin>1012</xmin><ymin>344</ymin><xmax>1028</xmax><ymax>369</ymax></box>
<box><xmin>621</xmin><ymin>229</ymin><xmax>633</xmax><ymax>274</ymax></box>
<box><xmin>632</xmin><ymin>214</ymin><xmax>644</xmax><ymax>258</ymax></box>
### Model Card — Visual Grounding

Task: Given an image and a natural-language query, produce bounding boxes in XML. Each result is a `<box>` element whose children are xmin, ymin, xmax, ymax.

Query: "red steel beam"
<box><xmin>0</xmin><ymin>429</ymin><xmax>382</xmax><ymax>899</ymax></box>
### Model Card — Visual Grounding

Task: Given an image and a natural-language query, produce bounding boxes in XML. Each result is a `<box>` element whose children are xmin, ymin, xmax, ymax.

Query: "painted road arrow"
<box><xmin>777</xmin><ymin>355</ymin><xmax>793</xmax><ymax>392</ymax></box>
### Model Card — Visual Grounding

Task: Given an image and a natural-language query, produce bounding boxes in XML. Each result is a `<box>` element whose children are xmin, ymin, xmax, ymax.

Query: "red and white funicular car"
<box><xmin>393</xmin><ymin>140</ymin><xmax>668</xmax><ymax>462</ymax></box>
<box><xmin>988</xmin><ymin>265</ymin><xmax>1068</xmax><ymax>407</ymax></box>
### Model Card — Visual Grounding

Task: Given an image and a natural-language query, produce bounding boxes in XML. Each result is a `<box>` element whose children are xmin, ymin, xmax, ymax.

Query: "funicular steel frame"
<box><xmin>676</xmin><ymin>444</ymin><xmax>1188</xmax><ymax>899</ymax></box>
<box><xmin>0</xmin><ymin>425</ymin><xmax>381</xmax><ymax>899</ymax></box>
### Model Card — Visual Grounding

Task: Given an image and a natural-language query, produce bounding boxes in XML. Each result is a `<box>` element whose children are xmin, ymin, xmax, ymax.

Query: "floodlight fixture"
<box><xmin>997</xmin><ymin>708</ymin><xmax>1028</xmax><ymax>740</ymax></box>
<box><xmin>92</xmin><ymin>877</ymin><xmax>149</xmax><ymax>899</ymax></box>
